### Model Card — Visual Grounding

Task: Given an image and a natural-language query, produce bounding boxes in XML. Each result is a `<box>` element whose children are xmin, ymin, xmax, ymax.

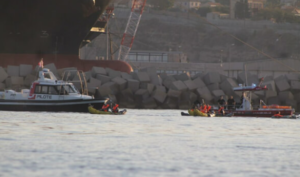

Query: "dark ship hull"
<box><xmin>0</xmin><ymin>0</ymin><xmax>132</xmax><ymax>73</ymax></box>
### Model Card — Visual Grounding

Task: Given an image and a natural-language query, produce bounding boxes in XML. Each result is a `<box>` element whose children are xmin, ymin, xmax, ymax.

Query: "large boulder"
<box><xmin>207</xmin><ymin>83</ymin><xmax>219</xmax><ymax>91</ymax></box>
<box><xmin>24</xmin><ymin>74</ymin><xmax>36</xmax><ymax>87</ymax></box>
<box><xmin>0</xmin><ymin>83</ymin><xmax>4</xmax><ymax>91</ymax></box>
<box><xmin>91</xmin><ymin>67</ymin><xmax>107</xmax><ymax>77</ymax></box>
<box><xmin>167</xmin><ymin>89</ymin><xmax>182</xmax><ymax>98</ymax></box>
<box><xmin>142</xmin><ymin>97</ymin><xmax>157</xmax><ymax>109</ymax></box>
<box><xmin>102</xmin><ymin>82</ymin><xmax>119</xmax><ymax>95</ymax></box>
<box><xmin>136</xmin><ymin>72</ymin><xmax>150</xmax><ymax>82</ymax></box>
<box><xmin>174</xmin><ymin>72</ymin><xmax>190</xmax><ymax>81</ymax></box>
<box><xmin>274</xmin><ymin>75</ymin><xmax>290</xmax><ymax>92</ymax></box>
<box><xmin>155</xmin><ymin>85</ymin><xmax>167</xmax><ymax>92</ymax></box>
<box><xmin>96</xmin><ymin>74</ymin><xmax>111</xmax><ymax>84</ymax></box>
<box><xmin>134</xmin><ymin>89</ymin><xmax>149</xmax><ymax>106</ymax></box>
<box><xmin>203</xmin><ymin>72</ymin><xmax>220</xmax><ymax>85</ymax></box>
<box><xmin>0</xmin><ymin>67</ymin><xmax>8</xmax><ymax>83</ymax></box>
<box><xmin>7</xmin><ymin>65</ymin><xmax>20</xmax><ymax>77</ymax></box>
<box><xmin>152</xmin><ymin>89</ymin><xmax>167</xmax><ymax>103</ymax></box>
<box><xmin>285</xmin><ymin>73</ymin><xmax>300</xmax><ymax>82</ymax></box>
<box><xmin>290</xmin><ymin>81</ymin><xmax>300</xmax><ymax>91</ymax></box>
<box><xmin>196</xmin><ymin>86</ymin><xmax>213</xmax><ymax>102</ymax></box>
<box><xmin>164</xmin><ymin>97</ymin><xmax>178</xmax><ymax>109</ymax></box>
<box><xmin>88</xmin><ymin>77</ymin><xmax>102</xmax><ymax>88</ymax></box>
<box><xmin>10</xmin><ymin>76</ymin><xmax>24</xmax><ymax>86</ymax></box>
<box><xmin>84</xmin><ymin>71</ymin><xmax>92</xmax><ymax>82</ymax></box>
<box><xmin>192</xmin><ymin>77</ymin><xmax>206</xmax><ymax>89</ymax></box>
<box><xmin>112</xmin><ymin>77</ymin><xmax>127</xmax><ymax>90</ymax></box>
<box><xmin>264</xmin><ymin>90</ymin><xmax>277</xmax><ymax>102</ymax></box>
<box><xmin>106</xmin><ymin>68</ymin><xmax>121</xmax><ymax>79</ymax></box>
<box><xmin>147</xmin><ymin>83</ymin><xmax>155</xmax><ymax>95</ymax></box>
<box><xmin>212</xmin><ymin>89</ymin><xmax>225</xmax><ymax>98</ymax></box>
<box><xmin>19</xmin><ymin>64</ymin><xmax>33</xmax><ymax>77</ymax></box>
<box><xmin>267</xmin><ymin>96</ymin><xmax>280</xmax><ymax>105</ymax></box>
<box><xmin>183</xmin><ymin>80</ymin><xmax>197</xmax><ymax>91</ymax></box>
<box><xmin>278</xmin><ymin>91</ymin><xmax>294</xmax><ymax>102</ymax></box>
<box><xmin>162</xmin><ymin>76</ymin><xmax>176</xmax><ymax>89</ymax></box>
<box><xmin>127</xmin><ymin>79</ymin><xmax>140</xmax><ymax>93</ymax></box>
<box><xmin>284</xmin><ymin>99</ymin><xmax>297</xmax><ymax>111</ymax></box>
<box><xmin>171</xmin><ymin>80</ymin><xmax>188</xmax><ymax>91</ymax></box>
<box><xmin>139</xmin><ymin>67</ymin><xmax>161</xmax><ymax>85</ymax></box>
<box><xmin>121</xmin><ymin>72</ymin><xmax>132</xmax><ymax>80</ymax></box>
<box><xmin>220</xmin><ymin>78</ymin><xmax>238</xmax><ymax>96</ymax></box>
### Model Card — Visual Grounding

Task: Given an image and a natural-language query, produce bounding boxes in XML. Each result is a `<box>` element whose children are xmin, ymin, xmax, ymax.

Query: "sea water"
<box><xmin>0</xmin><ymin>110</ymin><xmax>299</xmax><ymax>177</ymax></box>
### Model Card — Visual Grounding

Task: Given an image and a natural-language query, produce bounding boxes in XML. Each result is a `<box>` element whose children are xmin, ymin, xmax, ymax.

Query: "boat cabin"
<box><xmin>0</xmin><ymin>68</ymin><xmax>93</xmax><ymax>101</ymax></box>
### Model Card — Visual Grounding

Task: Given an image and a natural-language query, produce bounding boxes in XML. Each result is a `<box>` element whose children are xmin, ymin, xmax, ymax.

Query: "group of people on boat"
<box><xmin>101</xmin><ymin>101</ymin><xmax>120</xmax><ymax>113</ymax></box>
<box><xmin>191</xmin><ymin>100</ymin><xmax>215</xmax><ymax>116</ymax></box>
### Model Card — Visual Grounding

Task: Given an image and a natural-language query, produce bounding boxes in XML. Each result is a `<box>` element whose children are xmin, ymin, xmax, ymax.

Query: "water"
<box><xmin>0</xmin><ymin>110</ymin><xmax>299</xmax><ymax>177</ymax></box>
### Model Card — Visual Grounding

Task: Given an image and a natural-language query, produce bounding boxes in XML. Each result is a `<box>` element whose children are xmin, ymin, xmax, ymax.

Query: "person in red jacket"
<box><xmin>112</xmin><ymin>103</ymin><xmax>119</xmax><ymax>113</ymax></box>
<box><xmin>207</xmin><ymin>104</ymin><xmax>212</xmax><ymax>113</ymax></box>
<box><xmin>200</xmin><ymin>103</ymin><xmax>207</xmax><ymax>113</ymax></box>
<box><xmin>273</xmin><ymin>111</ymin><xmax>283</xmax><ymax>117</ymax></box>
<box><xmin>101</xmin><ymin>103</ymin><xmax>110</xmax><ymax>112</ymax></box>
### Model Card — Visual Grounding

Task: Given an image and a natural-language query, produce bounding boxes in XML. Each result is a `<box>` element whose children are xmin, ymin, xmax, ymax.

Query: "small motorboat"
<box><xmin>183</xmin><ymin>109</ymin><xmax>215</xmax><ymax>117</ymax></box>
<box><xmin>181</xmin><ymin>111</ymin><xmax>233</xmax><ymax>117</ymax></box>
<box><xmin>0</xmin><ymin>68</ymin><xmax>107</xmax><ymax>112</ymax></box>
<box><xmin>88</xmin><ymin>106</ymin><xmax>127</xmax><ymax>115</ymax></box>
<box><xmin>271</xmin><ymin>115</ymin><xmax>298</xmax><ymax>119</ymax></box>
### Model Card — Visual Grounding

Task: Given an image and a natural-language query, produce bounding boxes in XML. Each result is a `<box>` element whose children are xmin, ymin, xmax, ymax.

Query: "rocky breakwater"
<box><xmin>0</xmin><ymin>64</ymin><xmax>300</xmax><ymax>112</ymax></box>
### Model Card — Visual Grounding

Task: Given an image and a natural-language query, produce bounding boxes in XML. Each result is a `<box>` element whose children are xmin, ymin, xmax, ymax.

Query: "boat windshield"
<box><xmin>56</xmin><ymin>85</ymin><xmax>77</xmax><ymax>95</ymax></box>
<box><xmin>44</xmin><ymin>72</ymin><xmax>57</xmax><ymax>80</ymax></box>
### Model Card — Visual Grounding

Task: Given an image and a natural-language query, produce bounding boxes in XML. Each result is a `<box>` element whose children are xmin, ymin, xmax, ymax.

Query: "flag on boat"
<box><xmin>39</xmin><ymin>58</ymin><xmax>44</xmax><ymax>68</ymax></box>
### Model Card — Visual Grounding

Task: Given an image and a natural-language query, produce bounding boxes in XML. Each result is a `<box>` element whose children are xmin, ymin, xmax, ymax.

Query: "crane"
<box><xmin>117</xmin><ymin>0</ymin><xmax>147</xmax><ymax>61</ymax></box>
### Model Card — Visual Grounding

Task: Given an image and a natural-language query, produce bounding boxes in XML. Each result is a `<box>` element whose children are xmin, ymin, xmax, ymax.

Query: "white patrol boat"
<box><xmin>0</xmin><ymin>68</ymin><xmax>107</xmax><ymax>112</ymax></box>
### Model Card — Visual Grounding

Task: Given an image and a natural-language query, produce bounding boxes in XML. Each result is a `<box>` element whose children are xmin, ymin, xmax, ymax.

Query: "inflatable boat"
<box><xmin>88</xmin><ymin>106</ymin><xmax>127</xmax><ymax>115</ymax></box>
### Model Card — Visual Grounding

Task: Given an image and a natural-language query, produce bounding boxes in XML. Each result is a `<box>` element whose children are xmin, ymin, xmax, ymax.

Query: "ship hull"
<box><xmin>0</xmin><ymin>54</ymin><xmax>132</xmax><ymax>73</ymax></box>
<box><xmin>226</xmin><ymin>109</ymin><xmax>294</xmax><ymax>117</ymax></box>
<box><xmin>0</xmin><ymin>99</ymin><xmax>105</xmax><ymax>112</ymax></box>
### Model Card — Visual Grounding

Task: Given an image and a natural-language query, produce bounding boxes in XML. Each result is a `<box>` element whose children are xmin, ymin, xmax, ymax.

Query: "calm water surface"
<box><xmin>0</xmin><ymin>110</ymin><xmax>299</xmax><ymax>177</ymax></box>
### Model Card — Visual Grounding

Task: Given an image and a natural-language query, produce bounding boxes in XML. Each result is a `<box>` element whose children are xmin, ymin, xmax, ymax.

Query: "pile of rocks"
<box><xmin>1</xmin><ymin>64</ymin><xmax>300</xmax><ymax>111</ymax></box>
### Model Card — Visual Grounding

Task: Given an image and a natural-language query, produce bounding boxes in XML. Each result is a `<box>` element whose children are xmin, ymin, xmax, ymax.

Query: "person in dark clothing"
<box><xmin>217</xmin><ymin>96</ymin><xmax>226</xmax><ymax>106</ymax></box>
<box><xmin>227</xmin><ymin>96</ymin><xmax>235</xmax><ymax>110</ymax></box>
<box><xmin>192</xmin><ymin>100</ymin><xmax>201</xmax><ymax>110</ymax></box>
<box><xmin>217</xmin><ymin>96</ymin><xmax>226</xmax><ymax>114</ymax></box>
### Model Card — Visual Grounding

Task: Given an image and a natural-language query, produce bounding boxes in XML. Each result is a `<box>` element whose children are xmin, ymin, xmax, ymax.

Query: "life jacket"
<box><xmin>201</xmin><ymin>105</ymin><xmax>207</xmax><ymax>113</ymax></box>
<box><xmin>273</xmin><ymin>114</ymin><xmax>283</xmax><ymax>117</ymax></box>
<box><xmin>218</xmin><ymin>106</ymin><xmax>224</xmax><ymax>113</ymax></box>
<box><xmin>112</xmin><ymin>104</ymin><xmax>119</xmax><ymax>113</ymax></box>
<box><xmin>102</xmin><ymin>104</ymin><xmax>110</xmax><ymax>112</ymax></box>
<box><xmin>207</xmin><ymin>106</ymin><xmax>211</xmax><ymax>112</ymax></box>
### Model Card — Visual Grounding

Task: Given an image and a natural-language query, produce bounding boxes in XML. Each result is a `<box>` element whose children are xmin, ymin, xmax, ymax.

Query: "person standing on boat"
<box><xmin>217</xmin><ymin>96</ymin><xmax>226</xmax><ymax>115</ymax></box>
<box><xmin>227</xmin><ymin>96</ymin><xmax>235</xmax><ymax>110</ymax></box>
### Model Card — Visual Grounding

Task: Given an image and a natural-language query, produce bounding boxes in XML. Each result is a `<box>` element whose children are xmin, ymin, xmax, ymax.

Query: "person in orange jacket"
<box><xmin>101</xmin><ymin>103</ymin><xmax>110</xmax><ymax>112</ymax></box>
<box><xmin>207</xmin><ymin>104</ymin><xmax>212</xmax><ymax>113</ymax></box>
<box><xmin>273</xmin><ymin>111</ymin><xmax>283</xmax><ymax>117</ymax></box>
<box><xmin>112</xmin><ymin>103</ymin><xmax>119</xmax><ymax>113</ymax></box>
<box><xmin>201</xmin><ymin>103</ymin><xmax>208</xmax><ymax>113</ymax></box>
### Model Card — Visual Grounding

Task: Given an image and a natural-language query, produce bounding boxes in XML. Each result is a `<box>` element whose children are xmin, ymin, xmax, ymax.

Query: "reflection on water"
<box><xmin>0</xmin><ymin>110</ymin><xmax>299</xmax><ymax>177</ymax></box>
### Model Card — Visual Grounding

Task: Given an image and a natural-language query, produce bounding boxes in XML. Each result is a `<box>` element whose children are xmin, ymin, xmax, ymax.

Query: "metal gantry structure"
<box><xmin>117</xmin><ymin>0</ymin><xmax>147</xmax><ymax>61</ymax></box>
